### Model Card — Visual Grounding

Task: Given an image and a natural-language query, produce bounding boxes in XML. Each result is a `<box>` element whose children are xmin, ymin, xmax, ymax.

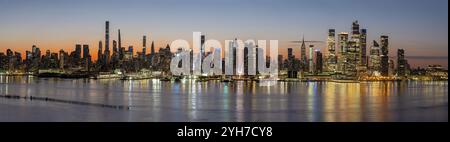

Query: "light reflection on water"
<box><xmin>0</xmin><ymin>76</ymin><xmax>447</xmax><ymax>122</ymax></box>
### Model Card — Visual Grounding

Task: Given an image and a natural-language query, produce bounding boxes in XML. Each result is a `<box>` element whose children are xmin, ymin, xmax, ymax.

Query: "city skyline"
<box><xmin>0</xmin><ymin>0</ymin><xmax>448</xmax><ymax>125</ymax></box>
<box><xmin>0</xmin><ymin>0</ymin><xmax>448</xmax><ymax>68</ymax></box>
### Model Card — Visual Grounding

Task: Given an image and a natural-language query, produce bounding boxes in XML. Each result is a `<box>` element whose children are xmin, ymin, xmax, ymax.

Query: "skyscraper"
<box><xmin>98</xmin><ymin>41</ymin><xmax>103</xmax><ymax>63</ymax></box>
<box><xmin>388</xmin><ymin>59</ymin><xmax>395</xmax><ymax>76</ymax></box>
<box><xmin>300</xmin><ymin>37</ymin><xmax>307</xmax><ymax>72</ymax></box>
<box><xmin>287</xmin><ymin>48</ymin><xmax>297</xmax><ymax>78</ymax></box>
<box><xmin>309</xmin><ymin>45</ymin><xmax>314</xmax><ymax>73</ymax></box>
<box><xmin>118</xmin><ymin>29</ymin><xmax>122</xmax><ymax>51</ymax></box>
<box><xmin>315</xmin><ymin>50</ymin><xmax>323</xmax><ymax>74</ymax></box>
<box><xmin>75</xmin><ymin>44</ymin><xmax>82</xmax><ymax>63</ymax></box>
<box><xmin>25</xmin><ymin>51</ymin><xmax>31</xmax><ymax>63</ymax></box>
<box><xmin>380</xmin><ymin>35</ymin><xmax>389</xmax><ymax>76</ymax></box>
<box><xmin>113</xmin><ymin>40</ymin><xmax>117</xmax><ymax>53</ymax></box>
<box><xmin>105</xmin><ymin>21</ymin><xmax>110</xmax><ymax>52</ymax></box>
<box><xmin>337</xmin><ymin>32</ymin><xmax>349</xmax><ymax>73</ymax></box>
<box><xmin>82</xmin><ymin>44</ymin><xmax>89</xmax><ymax>59</ymax></box>
<box><xmin>110</xmin><ymin>40</ymin><xmax>118</xmax><ymax>68</ymax></box>
<box><xmin>287</xmin><ymin>47</ymin><xmax>294</xmax><ymax>74</ymax></box>
<box><xmin>201</xmin><ymin>34</ymin><xmax>206</xmax><ymax>58</ymax></box>
<box><xmin>288</xmin><ymin>48</ymin><xmax>293</xmax><ymax>60</ymax></box>
<box><xmin>360</xmin><ymin>29</ymin><xmax>367</xmax><ymax>66</ymax></box>
<box><xmin>142</xmin><ymin>35</ymin><xmax>147</xmax><ymax>60</ymax></box>
<box><xmin>31</xmin><ymin>45</ymin><xmax>41</xmax><ymax>70</ymax></box>
<box><xmin>351</xmin><ymin>21</ymin><xmax>361</xmax><ymax>67</ymax></box>
<box><xmin>128</xmin><ymin>46</ymin><xmax>133</xmax><ymax>56</ymax></box>
<box><xmin>32</xmin><ymin>45</ymin><xmax>38</xmax><ymax>55</ymax></box>
<box><xmin>104</xmin><ymin>21</ymin><xmax>110</xmax><ymax>65</ymax></box>
<box><xmin>352</xmin><ymin>21</ymin><xmax>360</xmax><ymax>36</ymax></box>
<box><xmin>82</xmin><ymin>44</ymin><xmax>90</xmax><ymax>70</ymax></box>
<box><xmin>326</xmin><ymin>29</ymin><xmax>337</xmax><ymax>72</ymax></box>
<box><xmin>346</xmin><ymin>40</ymin><xmax>358</xmax><ymax>77</ymax></box>
<box><xmin>113</xmin><ymin>40</ymin><xmax>118</xmax><ymax>54</ymax></box>
<box><xmin>244</xmin><ymin>46</ymin><xmax>249</xmax><ymax>75</ymax></box>
<box><xmin>278</xmin><ymin>55</ymin><xmax>284</xmax><ymax>71</ymax></box>
<box><xmin>150</xmin><ymin>41</ymin><xmax>155</xmax><ymax>55</ymax></box>
<box><xmin>59</xmin><ymin>49</ymin><xmax>65</xmax><ymax>69</ymax></box>
<box><xmin>369</xmin><ymin>40</ymin><xmax>381</xmax><ymax>73</ymax></box>
<box><xmin>397</xmin><ymin>49</ymin><xmax>406</xmax><ymax>77</ymax></box>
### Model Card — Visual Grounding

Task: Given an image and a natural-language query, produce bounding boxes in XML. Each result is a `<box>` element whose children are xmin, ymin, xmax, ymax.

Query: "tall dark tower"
<box><xmin>143</xmin><ymin>35</ymin><xmax>147</xmax><ymax>48</ymax></box>
<box><xmin>380</xmin><ymin>35</ymin><xmax>389</xmax><ymax>76</ymax></box>
<box><xmin>287</xmin><ymin>48</ymin><xmax>293</xmax><ymax>60</ymax></box>
<box><xmin>118</xmin><ymin>29</ymin><xmax>122</xmax><ymax>60</ymax></box>
<box><xmin>82</xmin><ymin>44</ymin><xmax>90</xmax><ymax>69</ymax></box>
<box><xmin>397</xmin><ymin>49</ymin><xmax>406</xmax><ymax>77</ymax></box>
<box><xmin>142</xmin><ymin>35</ymin><xmax>147</xmax><ymax>53</ymax></box>
<box><xmin>82</xmin><ymin>44</ymin><xmax>89</xmax><ymax>59</ymax></box>
<box><xmin>315</xmin><ymin>50</ymin><xmax>323</xmax><ymax>74</ymax></box>
<box><xmin>360</xmin><ymin>29</ymin><xmax>367</xmax><ymax>66</ymax></box>
<box><xmin>142</xmin><ymin>35</ymin><xmax>147</xmax><ymax>59</ymax></box>
<box><xmin>75</xmin><ymin>44</ymin><xmax>82</xmax><ymax>61</ymax></box>
<box><xmin>105</xmin><ymin>21</ymin><xmax>110</xmax><ymax>53</ymax></box>
<box><xmin>104</xmin><ymin>21</ymin><xmax>110</xmax><ymax>64</ymax></box>
<box><xmin>118</xmin><ymin>29</ymin><xmax>122</xmax><ymax>49</ymax></box>
<box><xmin>98</xmin><ymin>41</ymin><xmax>102</xmax><ymax>63</ymax></box>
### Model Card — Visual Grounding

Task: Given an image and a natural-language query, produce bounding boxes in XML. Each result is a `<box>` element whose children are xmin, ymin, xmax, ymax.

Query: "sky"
<box><xmin>0</xmin><ymin>0</ymin><xmax>448</xmax><ymax>68</ymax></box>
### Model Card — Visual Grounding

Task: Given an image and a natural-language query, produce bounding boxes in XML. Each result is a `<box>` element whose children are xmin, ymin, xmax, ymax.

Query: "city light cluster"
<box><xmin>0</xmin><ymin>21</ymin><xmax>447</xmax><ymax>81</ymax></box>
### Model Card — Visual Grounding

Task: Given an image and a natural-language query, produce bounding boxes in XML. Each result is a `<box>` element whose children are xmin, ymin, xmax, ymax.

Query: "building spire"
<box><xmin>151</xmin><ymin>41</ymin><xmax>155</xmax><ymax>55</ymax></box>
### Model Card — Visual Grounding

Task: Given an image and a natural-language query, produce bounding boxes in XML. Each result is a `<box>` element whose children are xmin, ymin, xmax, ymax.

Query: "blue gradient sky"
<box><xmin>0</xmin><ymin>0</ymin><xmax>448</xmax><ymax>68</ymax></box>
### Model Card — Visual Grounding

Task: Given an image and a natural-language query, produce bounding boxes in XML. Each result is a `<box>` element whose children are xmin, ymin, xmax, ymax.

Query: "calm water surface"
<box><xmin>0</xmin><ymin>76</ymin><xmax>447</xmax><ymax>122</ymax></box>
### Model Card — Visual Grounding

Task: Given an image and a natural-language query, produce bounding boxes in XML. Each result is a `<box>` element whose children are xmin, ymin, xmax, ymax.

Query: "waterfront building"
<box><xmin>380</xmin><ymin>35</ymin><xmax>389</xmax><ymax>76</ymax></box>
<box><xmin>337</xmin><ymin>32</ymin><xmax>349</xmax><ymax>74</ymax></box>
<box><xmin>397</xmin><ymin>49</ymin><xmax>406</xmax><ymax>77</ymax></box>
<box><xmin>389</xmin><ymin>59</ymin><xmax>395</xmax><ymax>76</ymax></box>
<box><xmin>369</xmin><ymin>40</ymin><xmax>381</xmax><ymax>74</ymax></box>
<box><xmin>315</xmin><ymin>50</ymin><xmax>323</xmax><ymax>74</ymax></box>
<box><xmin>360</xmin><ymin>29</ymin><xmax>368</xmax><ymax>66</ymax></box>
<box><xmin>326</xmin><ymin>29</ymin><xmax>337</xmax><ymax>72</ymax></box>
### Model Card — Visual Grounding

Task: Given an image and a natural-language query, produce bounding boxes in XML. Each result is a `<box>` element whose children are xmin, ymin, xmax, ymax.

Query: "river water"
<box><xmin>0</xmin><ymin>76</ymin><xmax>447</xmax><ymax>122</ymax></box>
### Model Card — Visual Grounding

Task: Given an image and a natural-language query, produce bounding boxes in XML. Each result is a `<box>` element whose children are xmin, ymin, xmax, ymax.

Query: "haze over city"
<box><xmin>0</xmin><ymin>0</ymin><xmax>448</xmax><ymax>68</ymax></box>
